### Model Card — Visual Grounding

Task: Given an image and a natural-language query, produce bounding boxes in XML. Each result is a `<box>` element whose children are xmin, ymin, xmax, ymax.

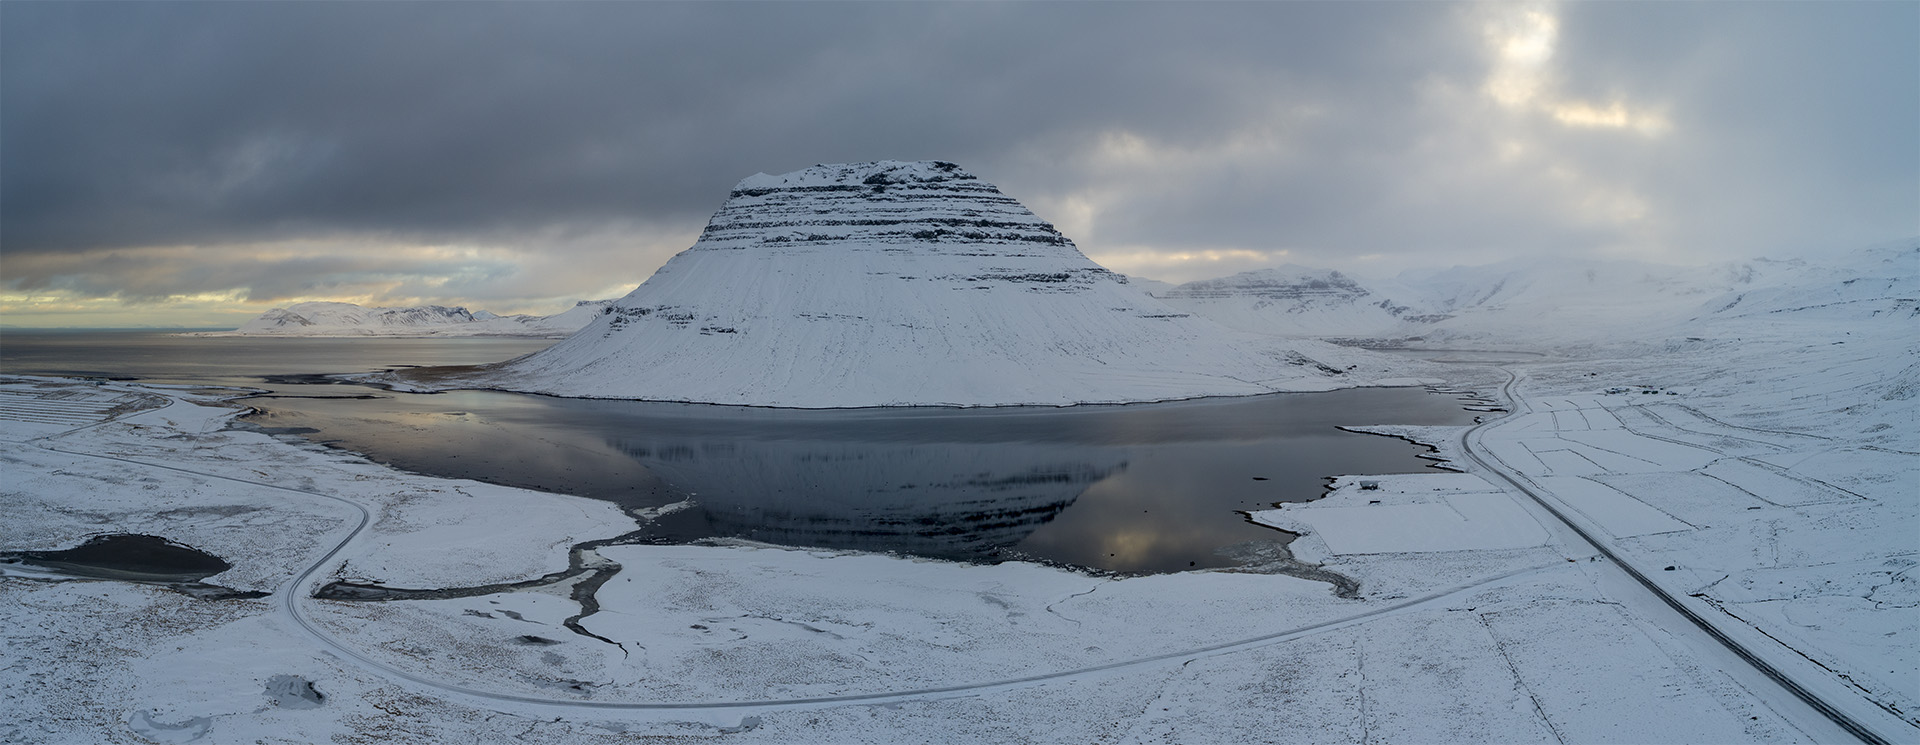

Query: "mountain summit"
<box><xmin>416</xmin><ymin>161</ymin><xmax>1404</xmax><ymax>406</ymax></box>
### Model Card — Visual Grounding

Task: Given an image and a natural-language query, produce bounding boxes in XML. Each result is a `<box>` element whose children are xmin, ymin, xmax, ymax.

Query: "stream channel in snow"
<box><xmin>3</xmin><ymin>331</ymin><xmax>1476</xmax><ymax>574</ymax></box>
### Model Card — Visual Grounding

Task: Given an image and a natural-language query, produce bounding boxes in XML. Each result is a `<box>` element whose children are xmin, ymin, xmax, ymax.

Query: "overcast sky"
<box><xmin>3</xmin><ymin>1</ymin><xmax>1914</xmax><ymax>326</ymax></box>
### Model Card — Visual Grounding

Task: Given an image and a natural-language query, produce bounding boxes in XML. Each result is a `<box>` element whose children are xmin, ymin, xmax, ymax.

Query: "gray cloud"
<box><xmin>3</xmin><ymin>1</ymin><xmax>1913</xmax><ymax>315</ymax></box>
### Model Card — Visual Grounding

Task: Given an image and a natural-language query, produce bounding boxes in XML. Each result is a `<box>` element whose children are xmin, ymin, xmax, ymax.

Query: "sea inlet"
<box><xmin>5</xmin><ymin>332</ymin><xmax>1477</xmax><ymax>574</ymax></box>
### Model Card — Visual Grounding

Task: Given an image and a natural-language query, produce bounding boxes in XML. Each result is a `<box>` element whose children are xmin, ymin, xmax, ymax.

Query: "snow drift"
<box><xmin>414</xmin><ymin>161</ymin><xmax>1403</xmax><ymax>406</ymax></box>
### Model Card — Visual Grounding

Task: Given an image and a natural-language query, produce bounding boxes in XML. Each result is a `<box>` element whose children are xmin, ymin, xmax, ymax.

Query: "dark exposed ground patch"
<box><xmin>1</xmin><ymin>533</ymin><xmax>268</xmax><ymax>599</ymax></box>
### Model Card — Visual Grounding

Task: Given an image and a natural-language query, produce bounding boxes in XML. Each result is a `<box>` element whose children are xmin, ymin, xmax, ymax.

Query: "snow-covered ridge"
<box><xmin>1690</xmin><ymin>242</ymin><xmax>1918</xmax><ymax>323</ymax></box>
<box><xmin>193</xmin><ymin>299</ymin><xmax>614</xmax><ymax>338</ymax></box>
<box><xmin>1162</xmin><ymin>267</ymin><xmax>1369</xmax><ymax>301</ymax></box>
<box><xmin>1155</xmin><ymin>266</ymin><xmax>1429</xmax><ymax>337</ymax></box>
<box><xmin>396</xmin><ymin>160</ymin><xmax>1419</xmax><ymax>406</ymax></box>
<box><xmin>1157</xmin><ymin>240</ymin><xmax>1917</xmax><ymax>344</ymax></box>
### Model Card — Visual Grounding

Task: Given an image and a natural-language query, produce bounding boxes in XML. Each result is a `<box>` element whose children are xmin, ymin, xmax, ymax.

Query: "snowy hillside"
<box><xmin>401</xmin><ymin>161</ymin><xmax>1414</xmax><ymax>406</ymax></box>
<box><xmin>1403</xmin><ymin>258</ymin><xmax>1770</xmax><ymax>343</ymax></box>
<box><xmin>1158</xmin><ymin>241</ymin><xmax>1915</xmax><ymax>346</ymax></box>
<box><xmin>1154</xmin><ymin>266</ymin><xmax>1429</xmax><ymax>337</ymax></box>
<box><xmin>1664</xmin><ymin>241</ymin><xmax>1918</xmax><ymax>445</ymax></box>
<box><xmin>201</xmin><ymin>299</ymin><xmax>614</xmax><ymax>337</ymax></box>
<box><xmin>1690</xmin><ymin>242</ymin><xmax>1917</xmax><ymax>324</ymax></box>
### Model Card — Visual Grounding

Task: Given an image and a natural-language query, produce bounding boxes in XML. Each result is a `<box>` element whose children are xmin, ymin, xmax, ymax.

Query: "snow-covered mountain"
<box><xmin>401</xmin><ymin>161</ymin><xmax>1411</xmax><ymax>406</ymax></box>
<box><xmin>1402</xmin><ymin>258</ymin><xmax>1766</xmax><ymax>342</ymax></box>
<box><xmin>1688</xmin><ymin>242</ymin><xmax>1917</xmax><ymax>325</ymax></box>
<box><xmin>1154</xmin><ymin>266</ymin><xmax>1429</xmax><ymax>337</ymax></box>
<box><xmin>1156</xmin><ymin>241</ymin><xmax>1916</xmax><ymax>345</ymax></box>
<box><xmin>202</xmin><ymin>300</ymin><xmax>615</xmax><ymax>337</ymax></box>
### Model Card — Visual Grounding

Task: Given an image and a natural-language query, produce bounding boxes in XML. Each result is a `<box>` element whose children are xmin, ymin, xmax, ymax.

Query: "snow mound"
<box><xmin>419</xmin><ymin>160</ymin><xmax>1403</xmax><ymax>407</ymax></box>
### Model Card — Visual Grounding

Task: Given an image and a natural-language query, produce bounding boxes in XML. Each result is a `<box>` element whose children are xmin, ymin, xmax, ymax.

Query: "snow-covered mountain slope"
<box><xmin>1159</xmin><ymin>240</ymin><xmax>1915</xmax><ymax>346</ymax></box>
<box><xmin>202</xmin><ymin>300</ymin><xmax>614</xmax><ymax>337</ymax></box>
<box><xmin>233</xmin><ymin>301</ymin><xmax>478</xmax><ymax>334</ymax></box>
<box><xmin>1410</xmin><ymin>244</ymin><xmax>1916</xmax><ymax>345</ymax></box>
<box><xmin>405</xmin><ymin>161</ymin><xmax>1415</xmax><ymax>406</ymax></box>
<box><xmin>1690</xmin><ymin>241</ymin><xmax>1917</xmax><ymax>324</ymax></box>
<box><xmin>1123</xmin><ymin>275</ymin><xmax>1177</xmax><ymax>297</ymax></box>
<box><xmin>1155</xmin><ymin>266</ymin><xmax>1428</xmax><ymax>337</ymax></box>
<box><xmin>1404</xmin><ymin>258</ymin><xmax>1766</xmax><ymax>343</ymax></box>
<box><xmin>510</xmin><ymin>299</ymin><xmax>618</xmax><ymax>336</ymax></box>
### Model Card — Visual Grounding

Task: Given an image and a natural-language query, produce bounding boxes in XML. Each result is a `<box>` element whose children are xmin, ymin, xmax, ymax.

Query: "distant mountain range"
<box><xmin>1151</xmin><ymin>240</ymin><xmax>1917</xmax><ymax>344</ymax></box>
<box><xmin>197</xmin><ymin>299</ymin><xmax>614</xmax><ymax>338</ymax></box>
<box><xmin>219</xmin><ymin>153</ymin><xmax>1909</xmax><ymax>411</ymax></box>
<box><xmin>217</xmin><ymin>241</ymin><xmax>1910</xmax><ymax>345</ymax></box>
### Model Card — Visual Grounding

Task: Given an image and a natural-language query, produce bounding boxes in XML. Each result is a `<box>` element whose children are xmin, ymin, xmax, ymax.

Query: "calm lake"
<box><xmin>2</xmin><ymin>331</ymin><xmax>1477</xmax><ymax>573</ymax></box>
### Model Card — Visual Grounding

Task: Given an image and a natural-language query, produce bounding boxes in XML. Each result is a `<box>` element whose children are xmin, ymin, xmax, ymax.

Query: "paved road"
<box><xmin>1460</xmin><ymin>367</ymin><xmax>1893</xmax><ymax>745</ymax></box>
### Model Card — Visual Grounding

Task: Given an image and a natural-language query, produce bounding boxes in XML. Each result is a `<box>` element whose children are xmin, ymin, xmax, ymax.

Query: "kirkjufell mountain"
<box><xmin>402</xmin><ymin>161</ymin><xmax>1414</xmax><ymax>406</ymax></box>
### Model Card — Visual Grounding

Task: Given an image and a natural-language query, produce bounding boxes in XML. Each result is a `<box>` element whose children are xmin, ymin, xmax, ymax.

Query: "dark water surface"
<box><xmin>4</xmin><ymin>533</ymin><xmax>230</xmax><ymax>581</ymax></box>
<box><xmin>0</xmin><ymin>533</ymin><xmax>269</xmax><ymax>599</ymax></box>
<box><xmin>0</xmin><ymin>329</ymin><xmax>554</xmax><ymax>385</ymax></box>
<box><xmin>3</xmin><ymin>331</ymin><xmax>1475</xmax><ymax>573</ymax></box>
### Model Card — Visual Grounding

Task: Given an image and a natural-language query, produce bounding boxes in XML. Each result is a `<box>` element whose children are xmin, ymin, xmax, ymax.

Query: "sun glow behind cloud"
<box><xmin>1483</xmin><ymin>6</ymin><xmax>1558</xmax><ymax>108</ymax></box>
<box><xmin>1480</xmin><ymin>2</ymin><xmax>1670</xmax><ymax>137</ymax></box>
<box><xmin>1549</xmin><ymin>101</ymin><xmax>1670</xmax><ymax>137</ymax></box>
<box><xmin>1013</xmin><ymin>1</ymin><xmax>1692</xmax><ymax>281</ymax></box>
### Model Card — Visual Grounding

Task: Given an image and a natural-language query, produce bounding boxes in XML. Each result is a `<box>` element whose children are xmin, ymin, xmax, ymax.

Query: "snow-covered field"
<box><xmin>1250</xmin><ymin>241</ymin><xmax>1919</xmax><ymax>740</ymax></box>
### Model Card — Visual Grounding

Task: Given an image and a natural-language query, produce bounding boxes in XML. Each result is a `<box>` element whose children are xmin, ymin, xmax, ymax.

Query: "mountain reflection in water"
<box><xmin>243</xmin><ymin>385</ymin><xmax>1475</xmax><ymax>574</ymax></box>
<box><xmin>614</xmin><ymin>436</ymin><xmax>1123</xmax><ymax>562</ymax></box>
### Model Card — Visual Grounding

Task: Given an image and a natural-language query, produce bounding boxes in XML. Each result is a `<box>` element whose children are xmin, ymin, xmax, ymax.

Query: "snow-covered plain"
<box><xmin>0</xmin><ymin>375</ymin><xmax>1852</xmax><ymax>743</ymax></box>
<box><xmin>1246</xmin><ymin>240</ymin><xmax>1919</xmax><ymax>739</ymax></box>
<box><xmin>388</xmin><ymin>162</ymin><xmax>1422</xmax><ymax>407</ymax></box>
<box><xmin>192</xmin><ymin>299</ymin><xmax>614</xmax><ymax>338</ymax></box>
